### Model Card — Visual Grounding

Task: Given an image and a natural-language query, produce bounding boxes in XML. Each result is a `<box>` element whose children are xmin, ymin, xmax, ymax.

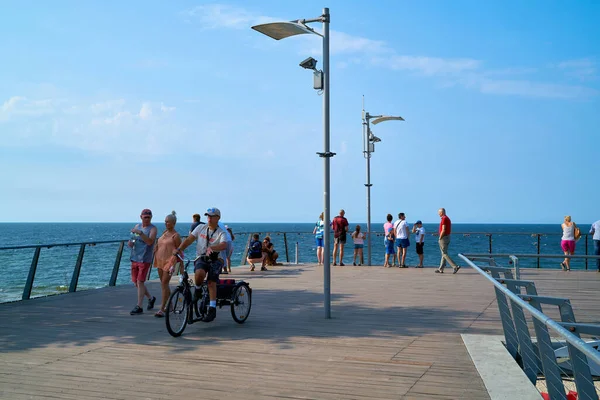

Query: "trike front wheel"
<box><xmin>165</xmin><ymin>287</ymin><xmax>189</xmax><ymax>337</ymax></box>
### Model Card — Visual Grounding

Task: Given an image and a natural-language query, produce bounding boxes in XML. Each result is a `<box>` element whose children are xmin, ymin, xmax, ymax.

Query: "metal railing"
<box><xmin>0</xmin><ymin>231</ymin><xmax>597</xmax><ymax>302</ymax></box>
<box><xmin>459</xmin><ymin>253</ymin><xmax>600</xmax><ymax>400</ymax></box>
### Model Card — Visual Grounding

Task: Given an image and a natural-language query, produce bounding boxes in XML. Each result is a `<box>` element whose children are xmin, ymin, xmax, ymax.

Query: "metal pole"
<box><xmin>365</xmin><ymin>119</ymin><xmax>372</xmax><ymax>267</ymax></box>
<box><xmin>536</xmin><ymin>234</ymin><xmax>540</xmax><ymax>268</ymax></box>
<box><xmin>322</xmin><ymin>7</ymin><xmax>331</xmax><ymax>319</ymax></box>
<box><xmin>295</xmin><ymin>242</ymin><xmax>299</xmax><ymax>264</ymax></box>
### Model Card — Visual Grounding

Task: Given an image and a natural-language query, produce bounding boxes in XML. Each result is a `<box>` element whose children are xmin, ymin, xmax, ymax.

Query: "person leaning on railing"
<box><xmin>560</xmin><ymin>215</ymin><xmax>578</xmax><ymax>271</ymax></box>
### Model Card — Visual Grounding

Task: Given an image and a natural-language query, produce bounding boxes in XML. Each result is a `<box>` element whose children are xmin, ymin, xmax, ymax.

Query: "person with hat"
<box><xmin>171</xmin><ymin>207</ymin><xmax>227</xmax><ymax>323</ymax></box>
<box><xmin>412</xmin><ymin>220</ymin><xmax>425</xmax><ymax>268</ymax></box>
<box><xmin>128</xmin><ymin>208</ymin><xmax>157</xmax><ymax>315</ymax></box>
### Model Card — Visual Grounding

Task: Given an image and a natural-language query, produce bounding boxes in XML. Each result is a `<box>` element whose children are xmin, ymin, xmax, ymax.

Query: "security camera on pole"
<box><xmin>362</xmin><ymin>100</ymin><xmax>404</xmax><ymax>266</ymax></box>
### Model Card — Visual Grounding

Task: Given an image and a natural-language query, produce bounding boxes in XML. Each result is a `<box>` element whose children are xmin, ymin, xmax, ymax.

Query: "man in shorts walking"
<box><xmin>332</xmin><ymin>209</ymin><xmax>349</xmax><ymax>266</ymax></box>
<box><xmin>173</xmin><ymin>207</ymin><xmax>228</xmax><ymax>322</ymax></box>
<box><xmin>412</xmin><ymin>220</ymin><xmax>425</xmax><ymax>268</ymax></box>
<box><xmin>128</xmin><ymin>208</ymin><xmax>157</xmax><ymax>315</ymax></box>
<box><xmin>394</xmin><ymin>213</ymin><xmax>410</xmax><ymax>268</ymax></box>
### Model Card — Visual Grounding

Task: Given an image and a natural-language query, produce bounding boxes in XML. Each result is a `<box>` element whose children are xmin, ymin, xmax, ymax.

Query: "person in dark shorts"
<box><xmin>412</xmin><ymin>220</ymin><xmax>425</xmax><ymax>268</ymax></box>
<box><xmin>247</xmin><ymin>233</ymin><xmax>264</xmax><ymax>271</ymax></box>
<box><xmin>172</xmin><ymin>207</ymin><xmax>227</xmax><ymax>322</ymax></box>
<box><xmin>332</xmin><ymin>209</ymin><xmax>349</xmax><ymax>266</ymax></box>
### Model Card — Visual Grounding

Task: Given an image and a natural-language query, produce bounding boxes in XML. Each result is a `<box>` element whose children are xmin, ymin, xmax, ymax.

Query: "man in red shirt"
<box><xmin>332</xmin><ymin>209</ymin><xmax>349</xmax><ymax>266</ymax></box>
<box><xmin>435</xmin><ymin>208</ymin><xmax>460</xmax><ymax>274</ymax></box>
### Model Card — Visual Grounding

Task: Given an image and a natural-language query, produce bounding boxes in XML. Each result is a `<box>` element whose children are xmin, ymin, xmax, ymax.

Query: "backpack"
<box><xmin>249</xmin><ymin>240</ymin><xmax>262</xmax><ymax>257</ymax></box>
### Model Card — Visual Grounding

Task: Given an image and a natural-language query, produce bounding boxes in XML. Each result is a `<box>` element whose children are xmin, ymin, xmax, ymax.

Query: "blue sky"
<box><xmin>0</xmin><ymin>1</ymin><xmax>598</xmax><ymax>224</ymax></box>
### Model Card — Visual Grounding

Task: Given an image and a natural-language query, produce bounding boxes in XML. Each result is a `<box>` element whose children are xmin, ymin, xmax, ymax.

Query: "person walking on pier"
<box><xmin>590</xmin><ymin>219</ymin><xmax>600</xmax><ymax>272</ymax></box>
<box><xmin>172</xmin><ymin>207</ymin><xmax>227</xmax><ymax>323</ymax></box>
<box><xmin>128</xmin><ymin>208</ymin><xmax>157</xmax><ymax>315</ymax></box>
<box><xmin>394</xmin><ymin>213</ymin><xmax>410</xmax><ymax>268</ymax></box>
<box><xmin>412</xmin><ymin>220</ymin><xmax>425</xmax><ymax>268</ymax></box>
<box><xmin>560</xmin><ymin>215</ymin><xmax>579</xmax><ymax>271</ymax></box>
<box><xmin>152</xmin><ymin>211</ymin><xmax>182</xmax><ymax>317</ymax></box>
<box><xmin>332</xmin><ymin>209</ymin><xmax>349</xmax><ymax>266</ymax></box>
<box><xmin>313</xmin><ymin>212</ymin><xmax>325</xmax><ymax>265</ymax></box>
<box><xmin>435</xmin><ymin>208</ymin><xmax>460</xmax><ymax>274</ymax></box>
<box><xmin>383</xmin><ymin>214</ymin><xmax>398</xmax><ymax>267</ymax></box>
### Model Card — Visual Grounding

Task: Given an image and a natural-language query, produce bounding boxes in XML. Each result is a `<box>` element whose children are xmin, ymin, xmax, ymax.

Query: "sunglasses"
<box><xmin>142</xmin><ymin>215</ymin><xmax>152</xmax><ymax>218</ymax></box>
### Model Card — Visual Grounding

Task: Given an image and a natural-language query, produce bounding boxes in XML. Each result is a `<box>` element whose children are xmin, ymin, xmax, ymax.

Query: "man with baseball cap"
<box><xmin>128</xmin><ymin>209</ymin><xmax>157</xmax><ymax>315</ymax></box>
<box><xmin>172</xmin><ymin>207</ymin><xmax>227</xmax><ymax>322</ymax></box>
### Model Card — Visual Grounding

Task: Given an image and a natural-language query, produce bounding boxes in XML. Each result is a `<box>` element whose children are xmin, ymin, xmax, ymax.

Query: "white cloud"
<box><xmin>183</xmin><ymin>3</ymin><xmax>598</xmax><ymax>100</ymax></box>
<box><xmin>160</xmin><ymin>103</ymin><xmax>176</xmax><ymax>112</ymax></box>
<box><xmin>138</xmin><ymin>103</ymin><xmax>152</xmax><ymax>120</ymax></box>
<box><xmin>374</xmin><ymin>55</ymin><xmax>481</xmax><ymax>76</ymax></box>
<box><xmin>184</xmin><ymin>4</ymin><xmax>274</xmax><ymax>29</ymax></box>
<box><xmin>557</xmin><ymin>58</ymin><xmax>597</xmax><ymax>81</ymax></box>
<box><xmin>477</xmin><ymin>79</ymin><xmax>599</xmax><ymax>99</ymax></box>
<box><xmin>90</xmin><ymin>99</ymin><xmax>125</xmax><ymax>114</ymax></box>
<box><xmin>0</xmin><ymin>96</ymin><xmax>61</xmax><ymax>121</ymax></box>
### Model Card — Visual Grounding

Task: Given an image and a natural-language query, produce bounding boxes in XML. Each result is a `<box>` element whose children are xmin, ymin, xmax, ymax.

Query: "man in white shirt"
<box><xmin>412</xmin><ymin>220</ymin><xmax>425</xmax><ymax>268</ymax></box>
<box><xmin>173</xmin><ymin>207</ymin><xmax>228</xmax><ymax>323</ymax></box>
<box><xmin>394</xmin><ymin>213</ymin><xmax>410</xmax><ymax>268</ymax></box>
<box><xmin>590</xmin><ymin>220</ymin><xmax>600</xmax><ymax>272</ymax></box>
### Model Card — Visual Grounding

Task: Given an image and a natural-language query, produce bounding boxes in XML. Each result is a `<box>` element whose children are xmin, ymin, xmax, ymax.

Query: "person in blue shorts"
<box><xmin>313</xmin><ymin>212</ymin><xmax>325</xmax><ymax>265</ymax></box>
<box><xmin>384</xmin><ymin>224</ymin><xmax>396</xmax><ymax>268</ymax></box>
<box><xmin>393</xmin><ymin>213</ymin><xmax>410</xmax><ymax>268</ymax></box>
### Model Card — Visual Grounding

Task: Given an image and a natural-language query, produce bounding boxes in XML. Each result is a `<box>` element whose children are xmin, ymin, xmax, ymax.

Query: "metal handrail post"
<box><xmin>241</xmin><ymin>233</ymin><xmax>253</xmax><ymax>265</ymax></box>
<box><xmin>69</xmin><ymin>244</ymin><xmax>86</xmax><ymax>293</ymax></box>
<box><xmin>284</xmin><ymin>232</ymin><xmax>289</xmax><ymax>263</ymax></box>
<box><xmin>509</xmin><ymin>255</ymin><xmax>520</xmax><ymax>280</ymax></box>
<box><xmin>109</xmin><ymin>241</ymin><xmax>125</xmax><ymax>286</ymax></box>
<box><xmin>585</xmin><ymin>234</ymin><xmax>588</xmax><ymax>270</ymax></box>
<box><xmin>537</xmin><ymin>234</ymin><xmax>541</xmax><ymax>268</ymax></box>
<box><xmin>458</xmin><ymin>254</ymin><xmax>600</xmax><ymax>367</ymax></box>
<box><xmin>22</xmin><ymin>247</ymin><xmax>41</xmax><ymax>300</ymax></box>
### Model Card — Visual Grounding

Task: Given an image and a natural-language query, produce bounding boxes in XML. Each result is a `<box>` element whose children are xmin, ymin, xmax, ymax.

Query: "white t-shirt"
<box><xmin>591</xmin><ymin>220</ymin><xmax>600</xmax><ymax>241</ymax></box>
<box><xmin>414</xmin><ymin>227</ymin><xmax>425</xmax><ymax>243</ymax></box>
<box><xmin>218</xmin><ymin>222</ymin><xmax>232</xmax><ymax>242</ymax></box>
<box><xmin>394</xmin><ymin>220</ymin><xmax>409</xmax><ymax>239</ymax></box>
<box><xmin>191</xmin><ymin>224</ymin><xmax>227</xmax><ymax>256</ymax></box>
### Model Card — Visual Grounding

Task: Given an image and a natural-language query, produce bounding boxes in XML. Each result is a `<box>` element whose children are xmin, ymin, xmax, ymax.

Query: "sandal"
<box><xmin>261</xmin><ymin>266</ymin><xmax>268</xmax><ymax>271</ymax></box>
<box><xmin>250</xmin><ymin>265</ymin><xmax>255</xmax><ymax>272</ymax></box>
<box><xmin>154</xmin><ymin>310</ymin><xmax>165</xmax><ymax>318</ymax></box>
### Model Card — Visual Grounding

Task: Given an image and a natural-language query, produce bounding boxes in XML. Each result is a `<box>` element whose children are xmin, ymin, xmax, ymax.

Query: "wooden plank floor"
<box><xmin>1</xmin><ymin>264</ymin><xmax>599</xmax><ymax>400</ymax></box>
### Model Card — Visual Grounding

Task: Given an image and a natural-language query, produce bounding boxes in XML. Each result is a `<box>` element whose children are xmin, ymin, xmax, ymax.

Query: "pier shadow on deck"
<box><xmin>1</xmin><ymin>264</ymin><xmax>598</xmax><ymax>399</ymax></box>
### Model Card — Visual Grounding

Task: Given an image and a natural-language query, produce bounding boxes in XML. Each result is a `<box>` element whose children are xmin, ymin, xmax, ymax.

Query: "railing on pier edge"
<box><xmin>0</xmin><ymin>231</ymin><xmax>597</xmax><ymax>302</ymax></box>
<box><xmin>459</xmin><ymin>253</ymin><xmax>600</xmax><ymax>400</ymax></box>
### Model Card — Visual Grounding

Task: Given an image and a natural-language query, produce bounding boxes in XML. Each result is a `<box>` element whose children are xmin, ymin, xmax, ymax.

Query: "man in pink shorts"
<box><xmin>128</xmin><ymin>209</ymin><xmax>157</xmax><ymax>315</ymax></box>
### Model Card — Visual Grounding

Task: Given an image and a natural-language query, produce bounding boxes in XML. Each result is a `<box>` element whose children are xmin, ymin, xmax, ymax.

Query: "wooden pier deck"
<box><xmin>1</xmin><ymin>264</ymin><xmax>599</xmax><ymax>400</ymax></box>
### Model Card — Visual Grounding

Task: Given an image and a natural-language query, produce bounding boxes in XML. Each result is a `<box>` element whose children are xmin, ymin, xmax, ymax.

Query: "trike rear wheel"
<box><xmin>231</xmin><ymin>283</ymin><xmax>251</xmax><ymax>324</ymax></box>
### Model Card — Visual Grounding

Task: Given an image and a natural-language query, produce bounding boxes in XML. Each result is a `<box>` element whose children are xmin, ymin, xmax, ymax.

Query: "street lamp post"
<box><xmin>362</xmin><ymin>110</ymin><xmax>404</xmax><ymax>266</ymax></box>
<box><xmin>252</xmin><ymin>8</ymin><xmax>333</xmax><ymax>319</ymax></box>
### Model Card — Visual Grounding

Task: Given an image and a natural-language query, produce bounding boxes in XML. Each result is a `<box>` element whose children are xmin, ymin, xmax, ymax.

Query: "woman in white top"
<box><xmin>560</xmin><ymin>215</ymin><xmax>578</xmax><ymax>271</ymax></box>
<box><xmin>351</xmin><ymin>225</ymin><xmax>366</xmax><ymax>266</ymax></box>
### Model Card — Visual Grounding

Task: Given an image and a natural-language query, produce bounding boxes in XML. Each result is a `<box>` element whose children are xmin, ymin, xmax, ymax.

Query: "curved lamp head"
<box><xmin>371</xmin><ymin>115</ymin><xmax>405</xmax><ymax>125</ymax></box>
<box><xmin>251</xmin><ymin>21</ymin><xmax>318</xmax><ymax>40</ymax></box>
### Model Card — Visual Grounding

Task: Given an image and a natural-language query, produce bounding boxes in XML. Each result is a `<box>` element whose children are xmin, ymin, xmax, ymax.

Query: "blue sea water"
<box><xmin>0</xmin><ymin>222</ymin><xmax>595</xmax><ymax>303</ymax></box>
